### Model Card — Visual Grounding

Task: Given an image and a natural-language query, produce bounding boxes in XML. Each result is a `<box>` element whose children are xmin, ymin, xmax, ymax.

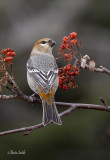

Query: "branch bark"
<box><xmin>85</xmin><ymin>65</ymin><xmax>110</xmax><ymax>75</ymax></box>
<box><xmin>94</xmin><ymin>66</ymin><xmax>110</xmax><ymax>75</ymax></box>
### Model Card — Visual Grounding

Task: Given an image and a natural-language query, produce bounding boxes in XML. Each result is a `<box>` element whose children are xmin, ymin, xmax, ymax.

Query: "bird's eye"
<box><xmin>41</xmin><ymin>41</ymin><xmax>46</xmax><ymax>44</ymax></box>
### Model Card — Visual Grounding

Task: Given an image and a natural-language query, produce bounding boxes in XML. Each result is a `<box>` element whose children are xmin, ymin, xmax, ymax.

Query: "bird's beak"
<box><xmin>48</xmin><ymin>40</ymin><xmax>56</xmax><ymax>47</ymax></box>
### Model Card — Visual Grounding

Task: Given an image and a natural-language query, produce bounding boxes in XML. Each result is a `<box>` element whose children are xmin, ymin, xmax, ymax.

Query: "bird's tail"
<box><xmin>42</xmin><ymin>100</ymin><xmax>62</xmax><ymax>126</ymax></box>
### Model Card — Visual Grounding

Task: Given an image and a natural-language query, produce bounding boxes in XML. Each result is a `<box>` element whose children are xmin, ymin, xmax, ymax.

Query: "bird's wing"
<box><xmin>27</xmin><ymin>56</ymin><xmax>58</xmax><ymax>94</ymax></box>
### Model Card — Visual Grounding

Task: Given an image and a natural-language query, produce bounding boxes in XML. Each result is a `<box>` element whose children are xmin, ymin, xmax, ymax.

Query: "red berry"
<box><xmin>72</xmin><ymin>32</ymin><xmax>77</xmax><ymax>38</ymax></box>
<box><xmin>63</xmin><ymin>36</ymin><xmax>68</xmax><ymax>41</ymax></box>
<box><xmin>69</xmin><ymin>32</ymin><xmax>77</xmax><ymax>39</ymax></box>
<box><xmin>63</xmin><ymin>36</ymin><xmax>68</xmax><ymax>43</ymax></box>
<box><xmin>67</xmin><ymin>67</ymin><xmax>71</xmax><ymax>71</ymax></box>
<box><xmin>64</xmin><ymin>54</ymin><xmax>70</xmax><ymax>59</ymax></box>
<box><xmin>63</xmin><ymin>66</ymin><xmax>67</xmax><ymax>71</ymax></box>
<box><xmin>68</xmin><ymin>64</ymin><xmax>71</xmax><ymax>67</ymax></box>
<box><xmin>2</xmin><ymin>49</ymin><xmax>7</xmax><ymax>54</ymax></box>
<box><xmin>69</xmin><ymin>34</ymin><xmax>74</xmax><ymax>39</ymax></box>
<box><xmin>71</xmin><ymin>39</ymin><xmax>77</xmax><ymax>44</ymax></box>
<box><xmin>58</xmin><ymin>70</ymin><xmax>61</xmax><ymax>75</ymax></box>
<box><xmin>74</xmin><ymin>66</ymin><xmax>78</xmax><ymax>70</ymax></box>
<box><xmin>6</xmin><ymin>52</ymin><xmax>12</xmax><ymax>56</ymax></box>
<box><xmin>75</xmin><ymin>71</ymin><xmax>79</xmax><ymax>76</ymax></box>
<box><xmin>66</xmin><ymin>43</ymin><xmax>70</xmax><ymax>48</ymax></box>
<box><xmin>10</xmin><ymin>49</ymin><xmax>14</xmax><ymax>52</ymax></box>
<box><xmin>6</xmin><ymin>57</ymin><xmax>13</xmax><ymax>61</ymax></box>
<box><xmin>11</xmin><ymin>52</ymin><xmax>16</xmax><ymax>57</ymax></box>
<box><xmin>7</xmin><ymin>48</ymin><xmax>11</xmax><ymax>52</ymax></box>
<box><xmin>68</xmin><ymin>72</ymin><xmax>75</xmax><ymax>76</ymax></box>
<box><xmin>59</xmin><ymin>77</ymin><xmax>63</xmax><ymax>86</ymax></box>
<box><xmin>63</xmin><ymin>85</ymin><xmax>68</xmax><ymax>90</ymax></box>
<box><xmin>63</xmin><ymin>40</ymin><xmax>66</xmax><ymax>44</ymax></box>
<box><xmin>61</xmin><ymin>45</ymin><xmax>65</xmax><ymax>49</ymax></box>
<box><xmin>61</xmin><ymin>76</ymin><xmax>65</xmax><ymax>81</ymax></box>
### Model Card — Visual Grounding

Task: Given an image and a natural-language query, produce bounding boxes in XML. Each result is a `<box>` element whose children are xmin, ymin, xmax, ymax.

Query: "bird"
<box><xmin>26</xmin><ymin>38</ymin><xmax>62</xmax><ymax>126</ymax></box>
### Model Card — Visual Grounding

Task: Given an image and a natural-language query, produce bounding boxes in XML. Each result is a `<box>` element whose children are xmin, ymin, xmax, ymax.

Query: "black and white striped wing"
<box><xmin>27</xmin><ymin>60</ymin><xmax>58</xmax><ymax>94</ymax></box>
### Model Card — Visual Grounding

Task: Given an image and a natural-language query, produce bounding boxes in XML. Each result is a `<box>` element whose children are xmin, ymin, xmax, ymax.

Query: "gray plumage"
<box><xmin>27</xmin><ymin>54</ymin><xmax>58</xmax><ymax>94</ymax></box>
<box><xmin>42</xmin><ymin>100</ymin><xmax>62</xmax><ymax>125</ymax></box>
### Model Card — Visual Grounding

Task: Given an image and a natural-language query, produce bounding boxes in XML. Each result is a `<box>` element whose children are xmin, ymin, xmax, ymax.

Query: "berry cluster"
<box><xmin>57</xmin><ymin>32</ymin><xmax>81</xmax><ymax>90</ymax></box>
<box><xmin>58</xmin><ymin>32</ymin><xmax>81</xmax><ymax>61</ymax></box>
<box><xmin>61</xmin><ymin>32</ymin><xmax>77</xmax><ymax>49</ymax></box>
<box><xmin>58</xmin><ymin>64</ymin><xmax>80</xmax><ymax>90</ymax></box>
<box><xmin>0</xmin><ymin>48</ymin><xmax>16</xmax><ymax>91</ymax></box>
<box><xmin>2</xmin><ymin>48</ymin><xmax>16</xmax><ymax>62</ymax></box>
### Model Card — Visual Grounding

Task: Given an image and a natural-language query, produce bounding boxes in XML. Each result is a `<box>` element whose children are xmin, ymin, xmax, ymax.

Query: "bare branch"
<box><xmin>0</xmin><ymin>103</ymin><xmax>110</xmax><ymax>136</ymax></box>
<box><xmin>94</xmin><ymin>66</ymin><xmax>110</xmax><ymax>75</ymax></box>
<box><xmin>85</xmin><ymin>65</ymin><xmax>110</xmax><ymax>76</ymax></box>
<box><xmin>0</xmin><ymin>94</ymin><xmax>17</xmax><ymax>100</ymax></box>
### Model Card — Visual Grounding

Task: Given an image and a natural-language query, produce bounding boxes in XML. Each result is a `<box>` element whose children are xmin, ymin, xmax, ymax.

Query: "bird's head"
<box><xmin>31</xmin><ymin>38</ymin><xmax>56</xmax><ymax>56</ymax></box>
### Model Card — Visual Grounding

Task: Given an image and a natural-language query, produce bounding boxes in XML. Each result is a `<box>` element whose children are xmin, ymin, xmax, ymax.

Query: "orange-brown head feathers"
<box><xmin>31</xmin><ymin>38</ymin><xmax>56</xmax><ymax>56</ymax></box>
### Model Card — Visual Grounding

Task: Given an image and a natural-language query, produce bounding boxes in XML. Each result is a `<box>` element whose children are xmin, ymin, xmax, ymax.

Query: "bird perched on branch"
<box><xmin>27</xmin><ymin>38</ymin><xmax>62</xmax><ymax>126</ymax></box>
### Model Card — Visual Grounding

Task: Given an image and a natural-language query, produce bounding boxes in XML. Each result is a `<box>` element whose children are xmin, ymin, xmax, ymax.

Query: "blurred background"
<box><xmin>0</xmin><ymin>0</ymin><xmax>110</xmax><ymax>159</ymax></box>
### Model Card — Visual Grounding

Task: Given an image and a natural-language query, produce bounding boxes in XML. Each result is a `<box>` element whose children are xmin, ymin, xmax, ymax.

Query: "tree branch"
<box><xmin>0</xmin><ymin>94</ymin><xmax>17</xmax><ymax>100</ymax></box>
<box><xmin>94</xmin><ymin>66</ymin><xmax>110</xmax><ymax>75</ymax></box>
<box><xmin>0</xmin><ymin>103</ymin><xmax>110</xmax><ymax>136</ymax></box>
<box><xmin>85</xmin><ymin>65</ymin><xmax>110</xmax><ymax>75</ymax></box>
<box><xmin>0</xmin><ymin>65</ymin><xmax>110</xmax><ymax>136</ymax></box>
